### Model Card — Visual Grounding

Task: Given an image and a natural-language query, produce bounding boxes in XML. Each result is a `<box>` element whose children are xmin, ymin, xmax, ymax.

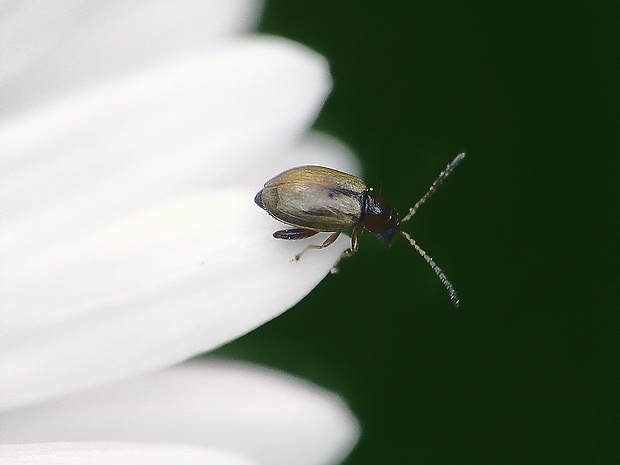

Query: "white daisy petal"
<box><xmin>1</xmin><ymin>190</ymin><xmax>351</xmax><ymax>408</ymax></box>
<box><xmin>2</xmin><ymin>37</ymin><xmax>331</xmax><ymax>262</ymax></box>
<box><xmin>1</xmin><ymin>0</ymin><xmax>264</xmax><ymax>104</ymax></box>
<box><xmin>270</xmin><ymin>131</ymin><xmax>363</xmax><ymax>179</ymax></box>
<box><xmin>1</xmin><ymin>179</ymin><xmax>354</xmax><ymax>408</ymax></box>
<box><xmin>0</xmin><ymin>442</ymin><xmax>256</xmax><ymax>465</ymax></box>
<box><xmin>0</xmin><ymin>0</ymin><xmax>99</xmax><ymax>85</ymax></box>
<box><xmin>1</xmin><ymin>30</ymin><xmax>355</xmax><ymax>408</ymax></box>
<box><xmin>2</xmin><ymin>361</ymin><xmax>360</xmax><ymax>465</ymax></box>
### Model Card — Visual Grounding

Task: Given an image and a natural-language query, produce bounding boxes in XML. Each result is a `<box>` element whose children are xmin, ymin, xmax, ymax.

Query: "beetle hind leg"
<box><xmin>294</xmin><ymin>232</ymin><xmax>341</xmax><ymax>261</ymax></box>
<box><xmin>273</xmin><ymin>228</ymin><xmax>319</xmax><ymax>240</ymax></box>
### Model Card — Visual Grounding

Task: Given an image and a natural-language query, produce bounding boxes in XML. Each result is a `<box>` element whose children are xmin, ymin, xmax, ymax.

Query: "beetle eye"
<box><xmin>381</xmin><ymin>228</ymin><xmax>397</xmax><ymax>244</ymax></box>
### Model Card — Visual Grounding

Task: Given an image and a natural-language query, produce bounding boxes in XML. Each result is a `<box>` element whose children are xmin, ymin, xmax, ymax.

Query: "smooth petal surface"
<box><xmin>0</xmin><ymin>443</ymin><xmax>256</xmax><ymax>465</ymax></box>
<box><xmin>0</xmin><ymin>0</ymin><xmax>98</xmax><ymax>85</ymax></box>
<box><xmin>2</xmin><ymin>38</ymin><xmax>332</xmax><ymax>335</ymax></box>
<box><xmin>1</xmin><ymin>37</ymin><xmax>330</xmax><ymax>226</ymax></box>
<box><xmin>253</xmin><ymin>131</ymin><xmax>363</xmax><ymax>185</ymax></box>
<box><xmin>2</xmin><ymin>360</ymin><xmax>360</xmax><ymax>465</ymax></box>
<box><xmin>1</xmin><ymin>0</ymin><xmax>263</xmax><ymax>105</ymax></box>
<box><xmin>0</xmin><ymin>133</ymin><xmax>358</xmax><ymax>410</ymax></box>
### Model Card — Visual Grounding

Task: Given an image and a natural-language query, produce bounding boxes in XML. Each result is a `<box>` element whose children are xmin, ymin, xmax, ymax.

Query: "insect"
<box><xmin>254</xmin><ymin>153</ymin><xmax>465</xmax><ymax>307</ymax></box>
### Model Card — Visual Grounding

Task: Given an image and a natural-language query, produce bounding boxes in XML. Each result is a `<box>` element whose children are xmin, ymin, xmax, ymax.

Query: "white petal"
<box><xmin>0</xmin><ymin>187</ymin><xmax>353</xmax><ymax>409</ymax></box>
<box><xmin>0</xmin><ymin>0</ymin><xmax>99</xmax><ymax>85</ymax></box>
<box><xmin>1</xmin><ymin>0</ymin><xmax>263</xmax><ymax>93</ymax></box>
<box><xmin>2</xmin><ymin>132</ymin><xmax>357</xmax><ymax>338</ymax></box>
<box><xmin>232</xmin><ymin>131</ymin><xmax>362</xmax><ymax>195</ymax></box>
<box><xmin>2</xmin><ymin>361</ymin><xmax>360</xmax><ymax>465</ymax></box>
<box><xmin>1</xmin><ymin>38</ymin><xmax>331</xmax><ymax>257</ymax></box>
<box><xmin>0</xmin><ymin>442</ymin><xmax>256</xmax><ymax>465</ymax></box>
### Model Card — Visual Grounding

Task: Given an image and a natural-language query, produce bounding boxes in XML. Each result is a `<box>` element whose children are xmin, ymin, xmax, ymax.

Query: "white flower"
<box><xmin>0</xmin><ymin>1</ymin><xmax>361</xmax><ymax>464</ymax></box>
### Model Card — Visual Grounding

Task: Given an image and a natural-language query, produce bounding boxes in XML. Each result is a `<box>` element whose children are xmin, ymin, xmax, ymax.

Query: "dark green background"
<box><xmin>214</xmin><ymin>2</ymin><xmax>620</xmax><ymax>464</ymax></box>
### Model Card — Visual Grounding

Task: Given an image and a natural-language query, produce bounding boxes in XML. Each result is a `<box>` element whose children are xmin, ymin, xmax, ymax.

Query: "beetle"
<box><xmin>254</xmin><ymin>153</ymin><xmax>465</xmax><ymax>307</ymax></box>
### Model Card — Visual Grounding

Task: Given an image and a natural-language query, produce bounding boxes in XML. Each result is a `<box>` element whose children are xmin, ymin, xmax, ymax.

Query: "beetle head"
<box><xmin>362</xmin><ymin>190</ymin><xmax>401</xmax><ymax>244</ymax></box>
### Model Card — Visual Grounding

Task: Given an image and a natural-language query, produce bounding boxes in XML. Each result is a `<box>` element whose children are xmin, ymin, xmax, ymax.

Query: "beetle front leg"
<box><xmin>294</xmin><ymin>231</ymin><xmax>341</xmax><ymax>261</ymax></box>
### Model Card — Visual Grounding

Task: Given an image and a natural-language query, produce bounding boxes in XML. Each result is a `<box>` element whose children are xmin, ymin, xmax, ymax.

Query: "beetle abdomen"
<box><xmin>259</xmin><ymin>166</ymin><xmax>366</xmax><ymax>231</ymax></box>
<box><xmin>261</xmin><ymin>182</ymin><xmax>362</xmax><ymax>231</ymax></box>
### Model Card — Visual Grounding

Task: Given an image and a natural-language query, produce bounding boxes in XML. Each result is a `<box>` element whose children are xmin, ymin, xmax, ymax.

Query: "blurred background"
<box><xmin>214</xmin><ymin>2</ymin><xmax>620</xmax><ymax>464</ymax></box>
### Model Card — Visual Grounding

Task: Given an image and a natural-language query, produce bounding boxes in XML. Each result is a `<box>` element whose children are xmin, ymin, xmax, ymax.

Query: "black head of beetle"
<box><xmin>255</xmin><ymin>154</ymin><xmax>465</xmax><ymax>307</ymax></box>
<box><xmin>361</xmin><ymin>189</ymin><xmax>400</xmax><ymax>245</ymax></box>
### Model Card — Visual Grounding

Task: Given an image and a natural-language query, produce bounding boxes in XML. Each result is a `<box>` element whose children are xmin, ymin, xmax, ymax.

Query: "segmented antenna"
<box><xmin>402</xmin><ymin>152</ymin><xmax>465</xmax><ymax>223</ymax></box>
<box><xmin>400</xmin><ymin>230</ymin><xmax>460</xmax><ymax>308</ymax></box>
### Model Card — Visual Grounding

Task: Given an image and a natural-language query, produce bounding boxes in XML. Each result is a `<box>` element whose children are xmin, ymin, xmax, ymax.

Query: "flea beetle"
<box><xmin>255</xmin><ymin>153</ymin><xmax>465</xmax><ymax>307</ymax></box>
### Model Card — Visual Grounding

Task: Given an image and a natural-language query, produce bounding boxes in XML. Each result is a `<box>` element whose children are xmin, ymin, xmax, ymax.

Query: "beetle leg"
<box><xmin>330</xmin><ymin>227</ymin><xmax>362</xmax><ymax>274</ymax></box>
<box><xmin>294</xmin><ymin>231</ymin><xmax>341</xmax><ymax>261</ymax></box>
<box><xmin>273</xmin><ymin>228</ymin><xmax>319</xmax><ymax>240</ymax></box>
<box><xmin>338</xmin><ymin>226</ymin><xmax>361</xmax><ymax>258</ymax></box>
<box><xmin>350</xmin><ymin>226</ymin><xmax>360</xmax><ymax>254</ymax></box>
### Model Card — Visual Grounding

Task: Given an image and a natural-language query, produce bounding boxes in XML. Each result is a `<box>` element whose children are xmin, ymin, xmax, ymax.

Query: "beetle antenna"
<box><xmin>400</xmin><ymin>230</ymin><xmax>460</xmax><ymax>308</ymax></box>
<box><xmin>401</xmin><ymin>153</ymin><xmax>465</xmax><ymax>223</ymax></box>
